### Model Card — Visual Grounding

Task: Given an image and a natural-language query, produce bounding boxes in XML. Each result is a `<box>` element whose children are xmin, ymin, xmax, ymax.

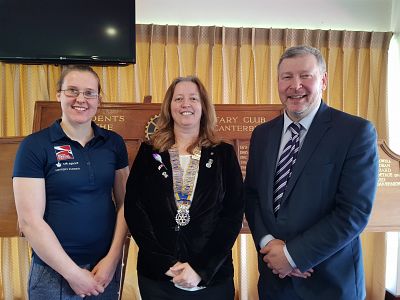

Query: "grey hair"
<box><xmin>278</xmin><ymin>45</ymin><xmax>326</xmax><ymax>73</ymax></box>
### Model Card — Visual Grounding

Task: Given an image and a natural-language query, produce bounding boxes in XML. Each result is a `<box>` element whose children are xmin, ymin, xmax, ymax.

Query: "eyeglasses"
<box><xmin>60</xmin><ymin>88</ymin><xmax>99</xmax><ymax>99</ymax></box>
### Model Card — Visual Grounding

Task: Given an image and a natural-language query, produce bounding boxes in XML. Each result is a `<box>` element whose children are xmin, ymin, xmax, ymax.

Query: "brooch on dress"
<box><xmin>206</xmin><ymin>151</ymin><xmax>214</xmax><ymax>168</ymax></box>
<box><xmin>206</xmin><ymin>159</ymin><xmax>213</xmax><ymax>168</ymax></box>
<box><xmin>152</xmin><ymin>153</ymin><xmax>168</xmax><ymax>178</ymax></box>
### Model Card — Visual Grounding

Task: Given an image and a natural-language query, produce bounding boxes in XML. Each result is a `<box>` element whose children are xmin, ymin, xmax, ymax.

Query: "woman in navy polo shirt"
<box><xmin>13</xmin><ymin>65</ymin><xmax>129</xmax><ymax>299</ymax></box>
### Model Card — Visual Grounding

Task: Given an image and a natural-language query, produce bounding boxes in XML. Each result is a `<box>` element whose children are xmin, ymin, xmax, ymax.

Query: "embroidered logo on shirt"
<box><xmin>54</xmin><ymin>145</ymin><xmax>74</xmax><ymax>161</ymax></box>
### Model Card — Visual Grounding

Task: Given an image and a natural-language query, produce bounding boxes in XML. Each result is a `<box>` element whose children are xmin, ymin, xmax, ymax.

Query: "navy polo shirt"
<box><xmin>13</xmin><ymin>120</ymin><xmax>129</xmax><ymax>266</ymax></box>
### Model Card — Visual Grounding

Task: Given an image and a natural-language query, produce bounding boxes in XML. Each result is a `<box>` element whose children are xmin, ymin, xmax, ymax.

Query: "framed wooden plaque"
<box><xmin>367</xmin><ymin>140</ymin><xmax>400</xmax><ymax>231</ymax></box>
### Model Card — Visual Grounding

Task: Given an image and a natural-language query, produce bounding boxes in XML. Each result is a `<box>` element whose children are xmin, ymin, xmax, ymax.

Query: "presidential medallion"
<box><xmin>175</xmin><ymin>206</ymin><xmax>190</xmax><ymax>226</ymax></box>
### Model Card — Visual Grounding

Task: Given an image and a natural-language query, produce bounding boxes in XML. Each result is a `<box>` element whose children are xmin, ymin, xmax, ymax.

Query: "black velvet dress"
<box><xmin>124</xmin><ymin>142</ymin><xmax>244</xmax><ymax>299</ymax></box>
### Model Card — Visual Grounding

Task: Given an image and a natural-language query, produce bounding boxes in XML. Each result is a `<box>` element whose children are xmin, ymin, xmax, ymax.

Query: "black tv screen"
<box><xmin>0</xmin><ymin>0</ymin><xmax>135</xmax><ymax>65</ymax></box>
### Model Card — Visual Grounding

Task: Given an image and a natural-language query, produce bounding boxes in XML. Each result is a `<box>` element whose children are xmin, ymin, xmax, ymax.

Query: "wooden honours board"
<box><xmin>367</xmin><ymin>140</ymin><xmax>400</xmax><ymax>231</ymax></box>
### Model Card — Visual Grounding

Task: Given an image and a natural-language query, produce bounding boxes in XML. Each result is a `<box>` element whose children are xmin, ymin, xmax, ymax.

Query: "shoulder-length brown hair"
<box><xmin>151</xmin><ymin>76</ymin><xmax>219</xmax><ymax>153</ymax></box>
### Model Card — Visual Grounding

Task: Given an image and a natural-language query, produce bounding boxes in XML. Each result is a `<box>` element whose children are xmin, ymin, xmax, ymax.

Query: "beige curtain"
<box><xmin>0</xmin><ymin>25</ymin><xmax>392</xmax><ymax>300</ymax></box>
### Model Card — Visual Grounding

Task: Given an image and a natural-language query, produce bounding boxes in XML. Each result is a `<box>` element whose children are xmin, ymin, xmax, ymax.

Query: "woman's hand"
<box><xmin>91</xmin><ymin>255</ymin><xmax>119</xmax><ymax>289</ymax></box>
<box><xmin>165</xmin><ymin>262</ymin><xmax>201</xmax><ymax>288</ymax></box>
<box><xmin>66</xmin><ymin>267</ymin><xmax>104</xmax><ymax>297</ymax></box>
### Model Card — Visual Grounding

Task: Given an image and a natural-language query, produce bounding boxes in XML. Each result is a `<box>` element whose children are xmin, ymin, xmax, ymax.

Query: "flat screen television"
<box><xmin>0</xmin><ymin>0</ymin><xmax>135</xmax><ymax>65</ymax></box>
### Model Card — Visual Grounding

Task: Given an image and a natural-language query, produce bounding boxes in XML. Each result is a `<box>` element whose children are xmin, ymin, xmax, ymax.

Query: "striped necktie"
<box><xmin>273</xmin><ymin>122</ymin><xmax>301</xmax><ymax>216</ymax></box>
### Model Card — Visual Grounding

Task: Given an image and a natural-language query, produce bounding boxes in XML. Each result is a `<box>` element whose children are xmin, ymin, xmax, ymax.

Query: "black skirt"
<box><xmin>138</xmin><ymin>275</ymin><xmax>235</xmax><ymax>300</ymax></box>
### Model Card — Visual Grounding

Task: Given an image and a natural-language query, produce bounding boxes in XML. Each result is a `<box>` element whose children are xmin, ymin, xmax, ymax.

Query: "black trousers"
<box><xmin>138</xmin><ymin>275</ymin><xmax>235</xmax><ymax>300</ymax></box>
<box><xmin>258</xmin><ymin>272</ymin><xmax>302</xmax><ymax>300</ymax></box>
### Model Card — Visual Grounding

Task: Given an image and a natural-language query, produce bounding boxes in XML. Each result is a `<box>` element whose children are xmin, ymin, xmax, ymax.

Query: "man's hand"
<box><xmin>260</xmin><ymin>239</ymin><xmax>314</xmax><ymax>279</ymax></box>
<box><xmin>288</xmin><ymin>268</ymin><xmax>314</xmax><ymax>279</ymax></box>
<box><xmin>260</xmin><ymin>239</ymin><xmax>292</xmax><ymax>278</ymax></box>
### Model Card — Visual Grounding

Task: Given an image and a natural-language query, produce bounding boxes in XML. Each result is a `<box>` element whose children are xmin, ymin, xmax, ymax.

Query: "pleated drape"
<box><xmin>0</xmin><ymin>24</ymin><xmax>392</xmax><ymax>300</ymax></box>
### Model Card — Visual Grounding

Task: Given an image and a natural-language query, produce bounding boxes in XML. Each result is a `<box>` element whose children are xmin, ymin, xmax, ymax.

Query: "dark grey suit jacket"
<box><xmin>245</xmin><ymin>101</ymin><xmax>378</xmax><ymax>300</ymax></box>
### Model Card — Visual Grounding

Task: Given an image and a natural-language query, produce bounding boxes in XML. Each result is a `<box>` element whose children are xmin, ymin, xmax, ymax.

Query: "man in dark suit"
<box><xmin>245</xmin><ymin>45</ymin><xmax>378</xmax><ymax>300</ymax></box>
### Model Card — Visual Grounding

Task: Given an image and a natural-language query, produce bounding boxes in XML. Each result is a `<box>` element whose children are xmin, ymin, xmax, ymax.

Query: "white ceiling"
<box><xmin>136</xmin><ymin>0</ymin><xmax>398</xmax><ymax>32</ymax></box>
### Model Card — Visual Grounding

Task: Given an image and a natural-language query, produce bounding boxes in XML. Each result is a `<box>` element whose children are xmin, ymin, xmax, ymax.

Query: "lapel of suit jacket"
<box><xmin>280</xmin><ymin>101</ymin><xmax>332</xmax><ymax>205</ymax></box>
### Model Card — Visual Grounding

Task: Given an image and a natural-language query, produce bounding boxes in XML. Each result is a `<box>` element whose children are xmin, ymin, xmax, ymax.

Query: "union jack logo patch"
<box><xmin>54</xmin><ymin>145</ymin><xmax>74</xmax><ymax>161</ymax></box>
